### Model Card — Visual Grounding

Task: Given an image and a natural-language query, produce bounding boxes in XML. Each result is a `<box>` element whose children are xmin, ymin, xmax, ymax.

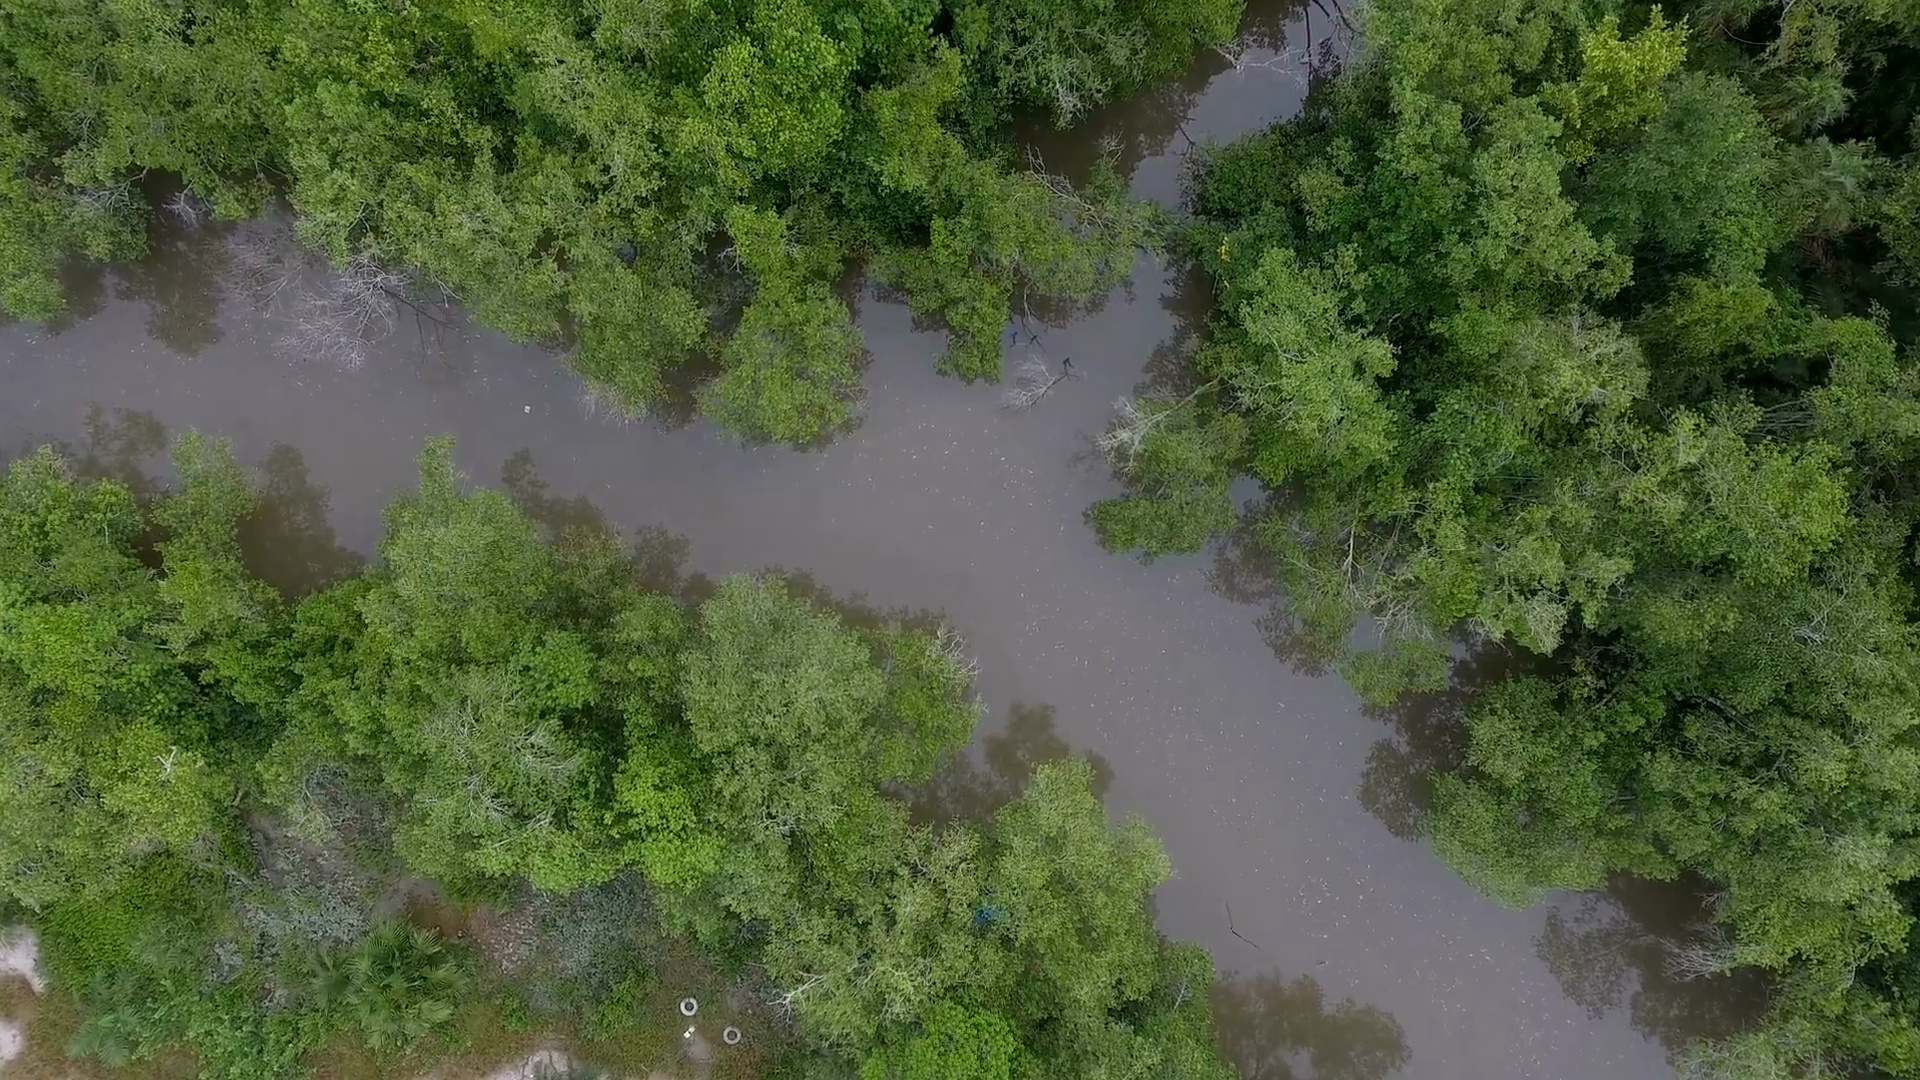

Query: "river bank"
<box><xmin>0</xmin><ymin>2</ymin><xmax>1727</xmax><ymax>1075</ymax></box>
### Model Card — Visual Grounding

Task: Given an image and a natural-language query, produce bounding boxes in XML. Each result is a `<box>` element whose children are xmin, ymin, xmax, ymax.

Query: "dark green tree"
<box><xmin>0</xmin><ymin>0</ymin><xmax>1221</xmax><ymax>441</ymax></box>
<box><xmin>1104</xmin><ymin>0</ymin><xmax>1920</xmax><ymax>1073</ymax></box>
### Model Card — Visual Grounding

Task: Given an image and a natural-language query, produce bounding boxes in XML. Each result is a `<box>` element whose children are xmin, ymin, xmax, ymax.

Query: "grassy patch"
<box><xmin>0</xmin><ymin>981</ymin><xmax>200</xmax><ymax>1080</ymax></box>
<box><xmin>303</xmin><ymin>898</ymin><xmax>793</xmax><ymax>1080</ymax></box>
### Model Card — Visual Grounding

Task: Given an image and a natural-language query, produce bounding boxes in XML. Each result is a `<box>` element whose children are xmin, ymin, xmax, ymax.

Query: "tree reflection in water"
<box><xmin>901</xmin><ymin>700</ymin><xmax>1115</xmax><ymax>827</ymax></box>
<box><xmin>1212</xmin><ymin>968</ymin><xmax>1410</xmax><ymax>1080</ymax></box>
<box><xmin>1535</xmin><ymin>877</ymin><xmax>1770</xmax><ymax>1065</ymax></box>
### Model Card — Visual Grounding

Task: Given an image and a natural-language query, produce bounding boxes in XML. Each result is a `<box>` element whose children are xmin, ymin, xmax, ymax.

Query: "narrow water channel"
<box><xmin>0</xmin><ymin>4</ymin><xmax>1739</xmax><ymax>1077</ymax></box>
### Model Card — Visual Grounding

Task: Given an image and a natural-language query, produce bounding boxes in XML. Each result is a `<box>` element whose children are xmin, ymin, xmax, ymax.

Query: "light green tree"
<box><xmin>0</xmin><ymin>445</ymin><xmax>246</xmax><ymax>909</ymax></box>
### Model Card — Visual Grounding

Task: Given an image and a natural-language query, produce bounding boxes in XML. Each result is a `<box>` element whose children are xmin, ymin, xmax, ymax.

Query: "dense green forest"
<box><xmin>16</xmin><ymin>0</ymin><xmax>1920</xmax><ymax>1077</ymax></box>
<box><xmin>0</xmin><ymin>0</ymin><xmax>1240</xmax><ymax>440</ymax></box>
<box><xmin>0</xmin><ymin>433</ymin><xmax>1254</xmax><ymax>1079</ymax></box>
<box><xmin>1088</xmin><ymin>0</ymin><xmax>1920</xmax><ymax>1075</ymax></box>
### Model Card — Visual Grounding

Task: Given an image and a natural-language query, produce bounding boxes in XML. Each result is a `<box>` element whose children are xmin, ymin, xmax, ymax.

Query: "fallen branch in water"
<box><xmin>1001</xmin><ymin>354</ymin><xmax>1078</xmax><ymax>410</ymax></box>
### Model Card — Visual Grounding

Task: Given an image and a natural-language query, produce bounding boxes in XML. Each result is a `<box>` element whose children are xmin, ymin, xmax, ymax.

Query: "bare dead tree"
<box><xmin>163</xmin><ymin>189</ymin><xmax>207</xmax><ymax>228</ymax></box>
<box><xmin>768</xmin><ymin>970</ymin><xmax>831</xmax><ymax>1014</ymax></box>
<box><xmin>1096</xmin><ymin>395</ymin><xmax>1158</xmax><ymax>462</ymax></box>
<box><xmin>1002</xmin><ymin>354</ymin><xmax>1074</xmax><ymax>410</ymax></box>
<box><xmin>523</xmin><ymin>1052</ymin><xmax>590</xmax><ymax>1080</ymax></box>
<box><xmin>1214</xmin><ymin>0</ymin><xmax>1355</xmax><ymax>78</ymax></box>
<box><xmin>224</xmin><ymin>222</ymin><xmax>305</xmax><ymax>313</ymax></box>
<box><xmin>1096</xmin><ymin>381</ymin><xmax>1217</xmax><ymax>464</ymax></box>
<box><xmin>1664</xmin><ymin>925</ymin><xmax>1739</xmax><ymax>981</ymax></box>
<box><xmin>1023</xmin><ymin>147</ymin><xmax>1133</xmax><ymax>233</ymax></box>
<box><xmin>224</xmin><ymin>217</ymin><xmax>452</xmax><ymax>367</ymax></box>
<box><xmin>1211</xmin><ymin>37</ymin><xmax>1315</xmax><ymax>79</ymax></box>
<box><xmin>277</xmin><ymin>253</ymin><xmax>413</xmax><ymax>369</ymax></box>
<box><xmin>932</xmin><ymin>623</ymin><xmax>982</xmax><ymax>684</ymax></box>
<box><xmin>73</xmin><ymin>178</ymin><xmax>139</xmax><ymax>216</ymax></box>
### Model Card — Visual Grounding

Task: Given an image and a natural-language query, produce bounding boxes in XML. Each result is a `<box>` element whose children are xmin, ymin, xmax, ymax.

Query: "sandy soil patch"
<box><xmin>0</xmin><ymin>931</ymin><xmax>42</xmax><ymax>994</ymax></box>
<box><xmin>441</xmin><ymin>1048</ymin><xmax>682</xmax><ymax>1080</ymax></box>
<box><xmin>0</xmin><ymin>1017</ymin><xmax>22</xmax><ymax>1068</ymax></box>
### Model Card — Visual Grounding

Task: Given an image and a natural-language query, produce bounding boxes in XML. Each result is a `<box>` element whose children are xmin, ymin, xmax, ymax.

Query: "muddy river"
<box><xmin>0</xmin><ymin>3</ymin><xmax>1744</xmax><ymax>1077</ymax></box>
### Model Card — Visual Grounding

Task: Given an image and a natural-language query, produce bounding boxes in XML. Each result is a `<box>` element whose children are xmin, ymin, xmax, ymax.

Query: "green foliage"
<box><xmin>952</xmin><ymin>0</ymin><xmax>1241</xmax><ymax>123</ymax></box>
<box><xmin>988</xmin><ymin>759</ymin><xmax>1170</xmax><ymax>1032</ymax></box>
<box><xmin>876</xmin><ymin>158</ymin><xmax>1160</xmax><ymax>379</ymax></box>
<box><xmin>658</xmin><ymin>574</ymin><xmax>984</xmax><ymax>983</ymax></box>
<box><xmin>858</xmin><ymin>1002</ymin><xmax>1017</xmax><ymax>1080</ymax></box>
<box><xmin>0</xmin><ymin>0</ymin><xmax>1207</xmax><ymax>440</ymax></box>
<box><xmin>1087</xmin><ymin>398</ymin><xmax>1246</xmax><ymax>557</ymax></box>
<box><xmin>701</xmin><ymin>207</ymin><xmax>865</xmax><ymax>442</ymax></box>
<box><xmin>683</xmin><ymin>576</ymin><xmax>890</xmax><ymax>828</ymax></box>
<box><xmin>42</xmin><ymin>851</ymin><xmax>325</xmax><ymax>1080</ymax></box>
<box><xmin>1542</xmin><ymin>11</ymin><xmax>1689</xmax><ymax>164</ymax></box>
<box><xmin>0</xmin><ymin>443</ymin><xmax>252</xmax><ymax>909</ymax></box>
<box><xmin>307</xmin><ymin>921</ymin><xmax>473</xmax><ymax>1053</ymax></box>
<box><xmin>1577</xmin><ymin>71</ymin><xmax>1790</xmax><ymax>278</ymax></box>
<box><xmin>0</xmin><ymin>93</ymin><xmax>141</xmax><ymax>318</ymax></box>
<box><xmin>0</xmin><ymin>0</ymin><xmax>280</xmax><ymax>316</ymax></box>
<box><xmin>1145</xmin><ymin>0</ymin><xmax>1920</xmax><ymax>1072</ymax></box>
<box><xmin>2</xmin><ymin>432</ymin><xmax>1254</xmax><ymax>1080</ymax></box>
<box><xmin>270</xmin><ymin>439</ymin><xmax>688</xmax><ymax>894</ymax></box>
<box><xmin>748</xmin><ymin>755</ymin><xmax>1219</xmax><ymax>1078</ymax></box>
<box><xmin>1209</xmin><ymin>247</ymin><xmax>1398</xmax><ymax>488</ymax></box>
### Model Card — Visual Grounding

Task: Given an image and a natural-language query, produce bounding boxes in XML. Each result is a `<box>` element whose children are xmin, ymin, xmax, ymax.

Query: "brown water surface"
<box><xmin>0</xmin><ymin>5</ymin><xmax>1743</xmax><ymax>1076</ymax></box>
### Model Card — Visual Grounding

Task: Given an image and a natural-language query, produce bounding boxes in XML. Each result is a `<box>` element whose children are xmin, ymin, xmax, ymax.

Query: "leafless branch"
<box><xmin>933</xmin><ymin>623</ymin><xmax>982</xmax><ymax>683</ymax></box>
<box><xmin>74</xmin><ymin>179</ymin><xmax>138</xmax><ymax>215</ymax></box>
<box><xmin>1664</xmin><ymin>927</ymin><xmax>1738</xmax><ymax>981</ymax></box>
<box><xmin>163</xmin><ymin>189</ymin><xmax>207</xmax><ymax>228</ymax></box>
<box><xmin>276</xmin><ymin>253</ymin><xmax>409</xmax><ymax>369</ymax></box>
<box><xmin>1051</xmin><ymin>78</ymin><xmax>1084</xmax><ymax>124</ymax></box>
<box><xmin>1002</xmin><ymin>354</ymin><xmax>1074</xmax><ymax>410</ymax></box>
<box><xmin>1211</xmin><ymin>38</ymin><xmax>1314</xmax><ymax>80</ymax></box>
<box><xmin>769</xmin><ymin>970</ymin><xmax>830</xmax><ymax>1014</ymax></box>
<box><xmin>1313</xmin><ymin>0</ymin><xmax>1358</xmax><ymax>36</ymax></box>
<box><xmin>1224</xmin><ymin>900</ymin><xmax>1263</xmax><ymax>950</ymax></box>
<box><xmin>1096</xmin><ymin>381</ymin><xmax>1216</xmax><ymax>464</ymax></box>
<box><xmin>225</xmin><ymin>224</ymin><xmax>305</xmax><ymax>312</ymax></box>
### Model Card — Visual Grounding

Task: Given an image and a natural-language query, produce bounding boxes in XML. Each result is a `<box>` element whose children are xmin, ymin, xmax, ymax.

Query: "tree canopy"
<box><xmin>1091</xmin><ymin>0</ymin><xmax>1920</xmax><ymax>1073</ymax></box>
<box><xmin>0</xmin><ymin>434</ymin><xmax>1244</xmax><ymax>1080</ymax></box>
<box><xmin>0</xmin><ymin>0</ymin><xmax>1226</xmax><ymax>441</ymax></box>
